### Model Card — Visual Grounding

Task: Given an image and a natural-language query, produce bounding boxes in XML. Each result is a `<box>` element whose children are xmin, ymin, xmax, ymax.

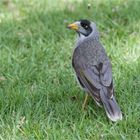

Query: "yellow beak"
<box><xmin>67</xmin><ymin>23</ymin><xmax>79</xmax><ymax>30</ymax></box>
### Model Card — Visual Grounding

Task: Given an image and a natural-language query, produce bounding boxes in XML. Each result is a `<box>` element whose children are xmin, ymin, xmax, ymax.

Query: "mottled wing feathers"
<box><xmin>72</xmin><ymin>56</ymin><xmax>114</xmax><ymax>105</ymax></box>
<box><xmin>100</xmin><ymin>60</ymin><xmax>112</xmax><ymax>87</ymax></box>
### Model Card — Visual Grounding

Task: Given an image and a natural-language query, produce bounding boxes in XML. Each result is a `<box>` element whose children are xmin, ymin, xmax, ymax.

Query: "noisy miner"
<box><xmin>67</xmin><ymin>19</ymin><xmax>122</xmax><ymax>122</ymax></box>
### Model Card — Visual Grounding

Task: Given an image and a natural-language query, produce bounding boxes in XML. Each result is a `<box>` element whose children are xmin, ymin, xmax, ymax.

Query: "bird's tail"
<box><xmin>100</xmin><ymin>87</ymin><xmax>122</xmax><ymax>122</ymax></box>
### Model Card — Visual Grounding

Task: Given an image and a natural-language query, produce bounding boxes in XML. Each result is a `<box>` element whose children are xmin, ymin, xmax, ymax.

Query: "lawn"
<box><xmin>0</xmin><ymin>0</ymin><xmax>140</xmax><ymax>139</ymax></box>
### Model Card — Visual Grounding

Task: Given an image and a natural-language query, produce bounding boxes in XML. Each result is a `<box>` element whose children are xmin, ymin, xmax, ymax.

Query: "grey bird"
<box><xmin>67</xmin><ymin>19</ymin><xmax>122</xmax><ymax>122</ymax></box>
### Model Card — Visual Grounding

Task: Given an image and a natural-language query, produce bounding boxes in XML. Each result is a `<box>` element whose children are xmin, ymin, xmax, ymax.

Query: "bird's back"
<box><xmin>73</xmin><ymin>38</ymin><xmax>108</xmax><ymax>69</ymax></box>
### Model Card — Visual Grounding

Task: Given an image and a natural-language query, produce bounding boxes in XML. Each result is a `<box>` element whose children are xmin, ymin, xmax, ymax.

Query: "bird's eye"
<box><xmin>85</xmin><ymin>25</ymin><xmax>88</xmax><ymax>29</ymax></box>
<box><xmin>80</xmin><ymin>21</ymin><xmax>89</xmax><ymax>29</ymax></box>
<box><xmin>82</xmin><ymin>24</ymin><xmax>88</xmax><ymax>29</ymax></box>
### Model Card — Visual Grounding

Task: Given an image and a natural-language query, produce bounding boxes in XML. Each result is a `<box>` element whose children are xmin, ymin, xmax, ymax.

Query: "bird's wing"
<box><xmin>73</xmin><ymin>59</ymin><xmax>114</xmax><ymax>103</ymax></box>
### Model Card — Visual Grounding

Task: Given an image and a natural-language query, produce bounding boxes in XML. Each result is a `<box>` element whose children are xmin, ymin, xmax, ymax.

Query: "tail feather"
<box><xmin>100</xmin><ymin>88</ymin><xmax>122</xmax><ymax>122</ymax></box>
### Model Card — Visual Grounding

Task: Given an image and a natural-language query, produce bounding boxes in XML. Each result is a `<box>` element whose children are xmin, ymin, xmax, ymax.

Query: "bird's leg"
<box><xmin>82</xmin><ymin>94</ymin><xmax>89</xmax><ymax>110</ymax></box>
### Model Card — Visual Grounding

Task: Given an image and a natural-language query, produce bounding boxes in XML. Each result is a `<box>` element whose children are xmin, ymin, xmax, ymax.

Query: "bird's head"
<box><xmin>67</xmin><ymin>19</ymin><xmax>98</xmax><ymax>37</ymax></box>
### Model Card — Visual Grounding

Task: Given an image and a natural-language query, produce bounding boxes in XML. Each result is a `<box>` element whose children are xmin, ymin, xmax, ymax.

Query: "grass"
<box><xmin>0</xmin><ymin>0</ymin><xmax>140</xmax><ymax>139</ymax></box>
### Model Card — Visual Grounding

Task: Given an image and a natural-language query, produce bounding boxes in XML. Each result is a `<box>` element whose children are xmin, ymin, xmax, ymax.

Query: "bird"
<box><xmin>67</xmin><ymin>19</ymin><xmax>122</xmax><ymax>122</ymax></box>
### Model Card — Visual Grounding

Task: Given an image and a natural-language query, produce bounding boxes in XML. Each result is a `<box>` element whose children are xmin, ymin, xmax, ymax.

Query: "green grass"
<box><xmin>0</xmin><ymin>0</ymin><xmax>140</xmax><ymax>139</ymax></box>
